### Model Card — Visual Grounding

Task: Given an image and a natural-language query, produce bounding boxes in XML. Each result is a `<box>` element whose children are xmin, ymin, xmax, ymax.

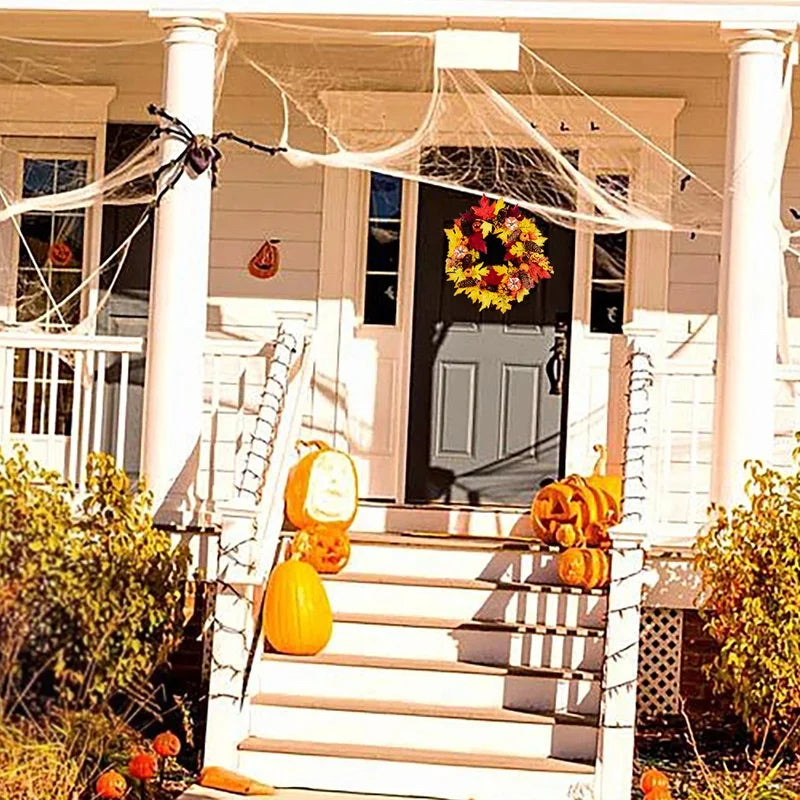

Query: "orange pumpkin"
<box><xmin>128</xmin><ymin>752</ymin><xmax>158</xmax><ymax>781</ymax></box>
<box><xmin>644</xmin><ymin>790</ymin><xmax>672</xmax><ymax>800</ymax></box>
<box><xmin>264</xmin><ymin>555</ymin><xmax>333</xmax><ymax>655</ymax></box>
<box><xmin>557</xmin><ymin>547</ymin><xmax>610</xmax><ymax>590</ymax></box>
<box><xmin>586</xmin><ymin>444</ymin><xmax>622</xmax><ymax>520</ymax></box>
<box><xmin>290</xmin><ymin>527</ymin><xmax>350</xmax><ymax>574</ymax></box>
<box><xmin>153</xmin><ymin>731</ymin><xmax>181</xmax><ymax>758</ymax></box>
<box><xmin>285</xmin><ymin>441</ymin><xmax>358</xmax><ymax>532</ymax></box>
<box><xmin>641</xmin><ymin>769</ymin><xmax>670</xmax><ymax>793</ymax></box>
<box><xmin>96</xmin><ymin>770</ymin><xmax>127</xmax><ymax>799</ymax></box>
<box><xmin>531</xmin><ymin>482</ymin><xmax>578</xmax><ymax>542</ymax></box>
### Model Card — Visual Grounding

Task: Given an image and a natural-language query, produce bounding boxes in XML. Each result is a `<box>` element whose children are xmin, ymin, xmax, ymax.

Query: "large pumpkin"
<box><xmin>531</xmin><ymin>482</ymin><xmax>578</xmax><ymax>543</ymax></box>
<box><xmin>586</xmin><ymin>444</ymin><xmax>623</xmax><ymax>520</ymax></box>
<box><xmin>264</xmin><ymin>556</ymin><xmax>333</xmax><ymax>655</ymax></box>
<box><xmin>285</xmin><ymin>441</ymin><xmax>358</xmax><ymax>532</ymax></box>
<box><xmin>290</xmin><ymin>527</ymin><xmax>351</xmax><ymax>574</ymax></box>
<box><xmin>557</xmin><ymin>547</ymin><xmax>610</xmax><ymax>590</ymax></box>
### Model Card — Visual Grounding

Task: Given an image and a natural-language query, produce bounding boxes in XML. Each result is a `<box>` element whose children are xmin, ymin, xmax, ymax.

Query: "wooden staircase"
<box><xmin>233</xmin><ymin>530</ymin><xmax>606</xmax><ymax>800</ymax></box>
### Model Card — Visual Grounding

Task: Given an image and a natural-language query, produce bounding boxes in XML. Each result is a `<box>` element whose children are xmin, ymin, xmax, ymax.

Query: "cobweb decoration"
<box><xmin>0</xmin><ymin>19</ymin><xmax>796</xmax><ymax>340</ymax></box>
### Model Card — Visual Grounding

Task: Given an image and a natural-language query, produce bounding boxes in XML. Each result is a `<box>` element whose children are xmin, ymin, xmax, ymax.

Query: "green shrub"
<box><xmin>0</xmin><ymin>447</ymin><xmax>190</xmax><ymax>711</ymax></box>
<box><xmin>695</xmin><ymin>447</ymin><xmax>800</xmax><ymax>746</ymax></box>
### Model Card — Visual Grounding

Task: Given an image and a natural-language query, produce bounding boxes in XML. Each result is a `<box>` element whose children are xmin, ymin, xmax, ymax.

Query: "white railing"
<box><xmin>204</xmin><ymin>318</ymin><xmax>314</xmax><ymax>771</ymax></box>
<box><xmin>0</xmin><ymin>332</ymin><xmax>143</xmax><ymax>489</ymax></box>
<box><xmin>0</xmin><ymin>330</ymin><xmax>297</xmax><ymax>512</ymax></box>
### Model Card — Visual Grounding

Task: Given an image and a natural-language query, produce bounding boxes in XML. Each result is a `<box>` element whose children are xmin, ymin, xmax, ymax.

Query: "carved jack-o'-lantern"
<box><xmin>285</xmin><ymin>441</ymin><xmax>358</xmax><ymax>532</ymax></box>
<box><xmin>290</xmin><ymin>527</ymin><xmax>351</xmax><ymax>574</ymax></box>
<box><xmin>248</xmin><ymin>238</ymin><xmax>281</xmax><ymax>279</ymax></box>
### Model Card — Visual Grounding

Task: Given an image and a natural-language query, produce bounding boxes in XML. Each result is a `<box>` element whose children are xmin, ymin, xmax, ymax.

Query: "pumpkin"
<box><xmin>641</xmin><ymin>769</ymin><xmax>670</xmax><ymax>793</ymax></box>
<box><xmin>557</xmin><ymin>547</ymin><xmax>610</xmax><ymax>590</ymax></box>
<box><xmin>153</xmin><ymin>731</ymin><xmax>181</xmax><ymax>758</ymax></box>
<box><xmin>554</xmin><ymin>522</ymin><xmax>584</xmax><ymax>548</ymax></box>
<box><xmin>264</xmin><ymin>555</ymin><xmax>333</xmax><ymax>655</ymax></box>
<box><xmin>96</xmin><ymin>770</ymin><xmax>127</xmax><ymax>799</ymax></box>
<box><xmin>290</xmin><ymin>527</ymin><xmax>350</xmax><ymax>574</ymax></box>
<box><xmin>285</xmin><ymin>441</ymin><xmax>358</xmax><ymax>532</ymax></box>
<box><xmin>586</xmin><ymin>444</ymin><xmax>623</xmax><ymax>520</ymax></box>
<box><xmin>644</xmin><ymin>790</ymin><xmax>672</xmax><ymax>800</ymax></box>
<box><xmin>128</xmin><ymin>752</ymin><xmax>158</xmax><ymax>781</ymax></box>
<box><xmin>531</xmin><ymin>482</ymin><xmax>578</xmax><ymax>542</ymax></box>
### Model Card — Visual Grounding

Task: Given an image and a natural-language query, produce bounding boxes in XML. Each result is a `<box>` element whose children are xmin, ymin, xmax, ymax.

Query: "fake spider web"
<box><xmin>0</xmin><ymin>18</ymin><xmax>796</xmax><ymax>338</ymax></box>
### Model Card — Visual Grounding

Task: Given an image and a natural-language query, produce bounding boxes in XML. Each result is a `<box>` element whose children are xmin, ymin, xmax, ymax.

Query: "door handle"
<box><xmin>545</xmin><ymin>319</ymin><xmax>569</xmax><ymax>396</ymax></box>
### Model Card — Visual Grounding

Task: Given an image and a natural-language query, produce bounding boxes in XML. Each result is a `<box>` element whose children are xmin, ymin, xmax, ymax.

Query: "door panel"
<box><xmin>406</xmin><ymin>183</ymin><xmax>575</xmax><ymax>507</ymax></box>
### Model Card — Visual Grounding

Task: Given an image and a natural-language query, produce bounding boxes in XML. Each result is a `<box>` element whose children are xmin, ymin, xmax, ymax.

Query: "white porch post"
<box><xmin>711</xmin><ymin>24</ymin><xmax>795</xmax><ymax>507</ymax></box>
<box><xmin>141</xmin><ymin>12</ymin><xmax>224</xmax><ymax>519</ymax></box>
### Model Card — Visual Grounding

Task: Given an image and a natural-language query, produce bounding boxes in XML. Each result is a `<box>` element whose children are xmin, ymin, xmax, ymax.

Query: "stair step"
<box><xmin>237</xmin><ymin>738</ymin><xmax>595</xmax><ymax>800</ymax></box>
<box><xmin>258</xmin><ymin>653</ymin><xmax>601</xmax><ymax>716</ymax></box>
<box><xmin>239</xmin><ymin>737</ymin><xmax>595</xmax><ymax>771</ymax></box>
<box><xmin>322</xmin><ymin>572</ymin><xmax>607</xmax><ymax>629</ymax></box>
<box><xmin>248</xmin><ymin>693</ymin><xmax>598</xmax><ymax>761</ymax></box>
<box><xmin>328</xmin><ymin>613</ymin><xmax>605</xmax><ymax>671</ymax></box>
<box><xmin>344</xmin><ymin>530</ymin><xmax>564</xmax><ymax>584</ymax></box>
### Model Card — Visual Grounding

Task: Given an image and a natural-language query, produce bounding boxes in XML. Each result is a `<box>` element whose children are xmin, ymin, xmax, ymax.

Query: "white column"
<box><xmin>711</xmin><ymin>24</ymin><xmax>795</xmax><ymax>507</ymax></box>
<box><xmin>141</xmin><ymin>12</ymin><xmax>224</xmax><ymax>520</ymax></box>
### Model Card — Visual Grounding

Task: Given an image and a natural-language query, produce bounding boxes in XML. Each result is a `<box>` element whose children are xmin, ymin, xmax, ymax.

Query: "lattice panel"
<box><xmin>637</xmin><ymin>608</ymin><xmax>683</xmax><ymax>718</ymax></box>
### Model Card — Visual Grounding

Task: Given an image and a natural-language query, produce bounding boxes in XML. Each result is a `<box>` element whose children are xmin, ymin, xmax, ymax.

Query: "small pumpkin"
<box><xmin>153</xmin><ymin>731</ymin><xmax>181</xmax><ymax>758</ymax></box>
<box><xmin>291</xmin><ymin>527</ymin><xmax>350</xmax><ymax>574</ymax></box>
<box><xmin>641</xmin><ymin>769</ymin><xmax>670</xmax><ymax>793</ymax></box>
<box><xmin>644</xmin><ymin>790</ymin><xmax>672</xmax><ymax>800</ymax></box>
<box><xmin>96</xmin><ymin>770</ymin><xmax>127</xmax><ymax>799</ymax></box>
<box><xmin>557</xmin><ymin>547</ymin><xmax>610</xmax><ymax>590</ymax></box>
<box><xmin>128</xmin><ymin>752</ymin><xmax>158</xmax><ymax>781</ymax></box>
<box><xmin>554</xmin><ymin>522</ymin><xmax>584</xmax><ymax>548</ymax></box>
<box><xmin>285</xmin><ymin>441</ymin><xmax>358</xmax><ymax>532</ymax></box>
<box><xmin>264</xmin><ymin>555</ymin><xmax>333</xmax><ymax>655</ymax></box>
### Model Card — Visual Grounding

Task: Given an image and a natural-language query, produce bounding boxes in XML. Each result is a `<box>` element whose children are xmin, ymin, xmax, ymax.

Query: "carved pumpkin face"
<box><xmin>96</xmin><ymin>771</ymin><xmax>127</xmax><ymax>799</ymax></box>
<box><xmin>557</xmin><ymin>547</ymin><xmax>610</xmax><ymax>590</ymax></box>
<box><xmin>286</xmin><ymin>444</ymin><xmax>358</xmax><ymax>532</ymax></box>
<box><xmin>291</xmin><ymin>527</ymin><xmax>351</xmax><ymax>574</ymax></box>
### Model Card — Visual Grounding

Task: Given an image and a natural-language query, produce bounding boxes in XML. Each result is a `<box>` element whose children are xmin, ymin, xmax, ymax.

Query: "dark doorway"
<box><xmin>405</xmin><ymin>178</ymin><xmax>575</xmax><ymax>507</ymax></box>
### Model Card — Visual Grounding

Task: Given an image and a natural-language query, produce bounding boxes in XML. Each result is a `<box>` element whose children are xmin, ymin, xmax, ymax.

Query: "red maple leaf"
<box><xmin>484</xmin><ymin>268</ymin><xmax>502</xmax><ymax>287</ymax></box>
<box><xmin>472</xmin><ymin>195</ymin><xmax>496</xmax><ymax>221</ymax></box>
<box><xmin>467</xmin><ymin>231</ymin><xmax>487</xmax><ymax>253</ymax></box>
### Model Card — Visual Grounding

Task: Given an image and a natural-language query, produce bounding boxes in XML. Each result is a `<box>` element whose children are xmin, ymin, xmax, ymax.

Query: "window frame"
<box><xmin>13</xmin><ymin>150</ymin><xmax>94</xmax><ymax>332</ymax></box>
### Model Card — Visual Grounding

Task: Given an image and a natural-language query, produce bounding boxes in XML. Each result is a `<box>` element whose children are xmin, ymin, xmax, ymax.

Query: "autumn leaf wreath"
<box><xmin>444</xmin><ymin>195</ymin><xmax>554</xmax><ymax>313</ymax></box>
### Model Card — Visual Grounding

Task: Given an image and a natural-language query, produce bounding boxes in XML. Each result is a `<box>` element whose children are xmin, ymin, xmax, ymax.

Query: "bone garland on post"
<box><xmin>444</xmin><ymin>195</ymin><xmax>554</xmax><ymax>313</ymax></box>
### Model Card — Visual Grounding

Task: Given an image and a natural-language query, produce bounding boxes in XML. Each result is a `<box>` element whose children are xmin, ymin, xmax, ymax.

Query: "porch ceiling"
<box><xmin>0</xmin><ymin>9</ymin><xmax>750</xmax><ymax>53</ymax></box>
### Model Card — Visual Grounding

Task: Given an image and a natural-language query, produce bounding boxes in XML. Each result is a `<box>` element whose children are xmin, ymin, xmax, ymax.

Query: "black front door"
<box><xmin>405</xmin><ymin>182</ymin><xmax>575</xmax><ymax>507</ymax></box>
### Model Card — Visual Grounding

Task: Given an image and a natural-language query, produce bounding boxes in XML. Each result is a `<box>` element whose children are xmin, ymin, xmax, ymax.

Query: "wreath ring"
<box><xmin>445</xmin><ymin>195</ymin><xmax>554</xmax><ymax>313</ymax></box>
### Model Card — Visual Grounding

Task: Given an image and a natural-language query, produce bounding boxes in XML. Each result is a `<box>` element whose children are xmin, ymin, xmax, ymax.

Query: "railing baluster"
<box><xmin>92</xmin><ymin>351</ymin><xmax>107</xmax><ymax>453</ymax></box>
<box><xmin>78</xmin><ymin>351</ymin><xmax>94</xmax><ymax>492</ymax></box>
<box><xmin>24</xmin><ymin>348</ymin><xmax>36</xmax><ymax>435</ymax></box>
<box><xmin>115</xmin><ymin>352</ymin><xmax>130</xmax><ymax>468</ymax></box>
<box><xmin>688</xmin><ymin>375</ymin><xmax>700</xmax><ymax>523</ymax></box>
<box><xmin>38</xmin><ymin>351</ymin><xmax>47</xmax><ymax>435</ymax></box>
<box><xmin>0</xmin><ymin>347</ymin><xmax>14</xmax><ymax>443</ymax></box>
<box><xmin>46</xmin><ymin>349</ymin><xmax>59</xmax><ymax>467</ymax></box>
<box><xmin>69</xmin><ymin>350</ymin><xmax>84</xmax><ymax>485</ymax></box>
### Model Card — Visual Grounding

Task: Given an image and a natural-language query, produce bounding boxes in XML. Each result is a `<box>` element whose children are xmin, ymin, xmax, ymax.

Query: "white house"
<box><xmin>0</xmin><ymin>2</ymin><xmax>797</xmax><ymax>798</ymax></box>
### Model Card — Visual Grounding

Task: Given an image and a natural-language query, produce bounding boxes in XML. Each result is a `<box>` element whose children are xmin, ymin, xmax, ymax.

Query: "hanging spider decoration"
<box><xmin>147</xmin><ymin>104</ymin><xmax>287</xmax><ymax>195</ymax></box>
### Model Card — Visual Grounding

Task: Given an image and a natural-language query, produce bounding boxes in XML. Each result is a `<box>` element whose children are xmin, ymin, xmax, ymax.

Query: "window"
<box><xmin>16</xmin><ymin>157</ymin><xmax>88</xmax><ymax>330</ymax></box>
<box><xmin>363</xmin><ymin>173</ymin><xmax>403</xmax><ymax>326</ymax></box>
<box><xmin>11</xmin><ymin>155</ymin><xmax>89</xmax><ymax>435</ymax></box>
<box><xmin>590</xmin><ymin>174</ymin><xmax>629</xmax><ymax>334</ymax></box>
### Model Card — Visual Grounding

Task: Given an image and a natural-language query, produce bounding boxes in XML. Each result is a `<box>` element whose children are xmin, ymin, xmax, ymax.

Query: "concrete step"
<box><xmin>258</xmin><ymin>653</ymin><xmax>601</xmax><ymax>716</ymax></box>
<box><xmin>248</xmin><ymin>693</ymin><xmax>598</xmax><ymax>762</ymax></box>
<box><xmin>237</xmin><ymin>737</ymin><xmax>595</xmax><ymax>800</ymax></box>
<box><xmin>327</xmin><ymin>613</ymin><xmax>605</xmax><ymax>671</ymax></box>
<box><xmin>322</xmin><ymin>572</ymin><xmax>607</xmax><ymax>630</ymax></box>
<box><xmin>345</xmin><ymin>531</ymin><xmax>562</xmax><ymax>584</ymax></box>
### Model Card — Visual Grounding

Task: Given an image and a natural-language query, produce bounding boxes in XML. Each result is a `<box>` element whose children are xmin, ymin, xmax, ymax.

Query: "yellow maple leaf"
<box><xmin>445</xmin><ymin>226</ymin><xmax>462</xmax><ymax>251</ymax></box>
<box><xmin>480</xmin><ymin>221</ymin><xmax>493</xmax><ymax>238</ymax></box>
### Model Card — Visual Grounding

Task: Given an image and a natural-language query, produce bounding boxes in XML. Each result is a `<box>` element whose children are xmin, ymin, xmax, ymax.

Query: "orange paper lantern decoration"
<box><xmin>248</xmin><ymin>238</ymin><xmax>281</xmax><ymax>279</ymax></box>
